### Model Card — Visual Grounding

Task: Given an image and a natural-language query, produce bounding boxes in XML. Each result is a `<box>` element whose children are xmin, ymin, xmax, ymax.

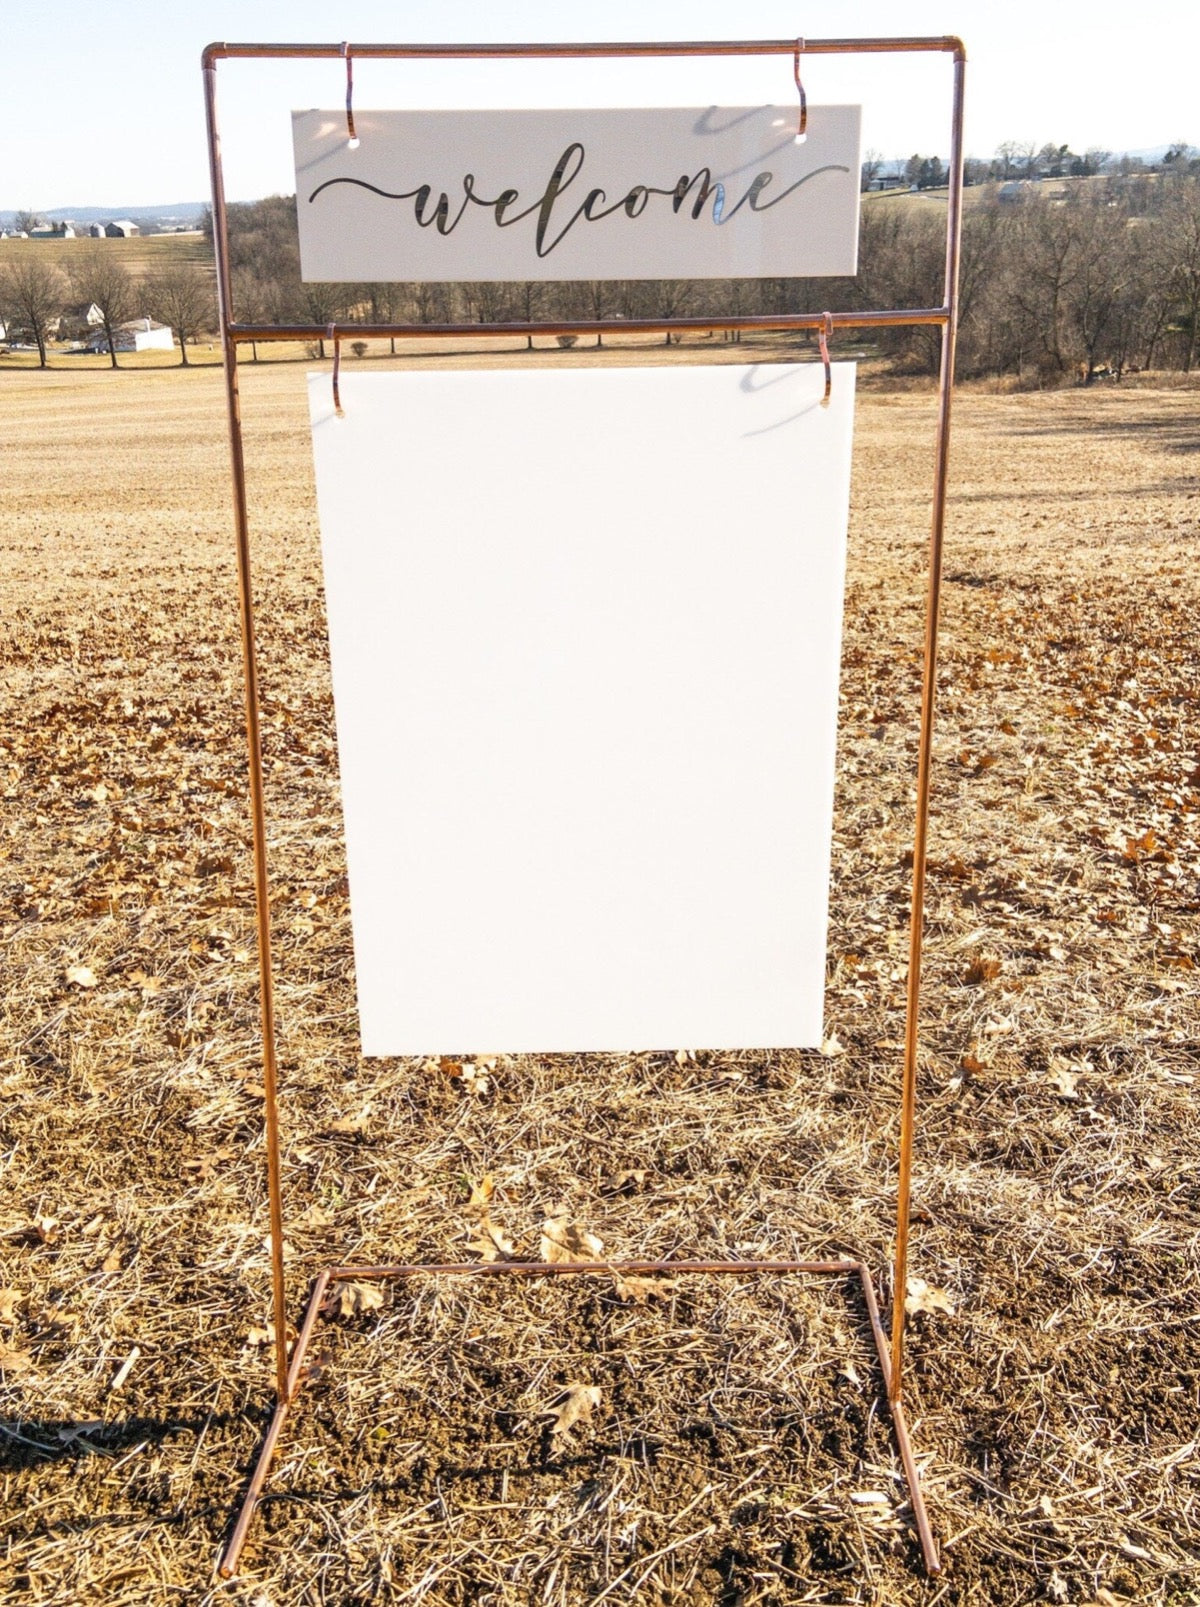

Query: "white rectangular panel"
<box><xmin>293</xmin><ymin>106</ymin><xmax>860</xmax><ymax>281</ymax></box>
<box><xmin>308</xmin><ymin>364</ymin><xmax>855</xmax><ymax>1055</ymax></box>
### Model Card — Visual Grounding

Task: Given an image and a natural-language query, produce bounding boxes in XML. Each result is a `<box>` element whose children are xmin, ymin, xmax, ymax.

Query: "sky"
<box><xmin>3</xmin><ymin>0</ymin><xmax>1198</xmax><ymax>210</ymax></box>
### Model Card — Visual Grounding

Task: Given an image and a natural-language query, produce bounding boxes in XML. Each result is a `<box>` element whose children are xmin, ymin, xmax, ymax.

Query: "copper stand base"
<box><xmin>218</xmin><ymin>1258</ymin><xmax>940</xmax><ymax>1580</ymax></box>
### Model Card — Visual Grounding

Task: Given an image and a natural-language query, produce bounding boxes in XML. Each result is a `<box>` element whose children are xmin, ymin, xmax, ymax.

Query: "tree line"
<box><xmin>5</xmin><ymin>165</ymin><xmax>1200</xmax><ymax>384</ymax></box>
<box><xmin>0</xmin><ymin>249</ymin><xmax>214</xmax><ymax>368</ymax></box>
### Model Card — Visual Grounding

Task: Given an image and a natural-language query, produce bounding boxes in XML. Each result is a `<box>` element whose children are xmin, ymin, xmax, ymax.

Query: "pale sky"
<box><xmin>4</xmin><ymin>0</ymin><xmax>1197</xmax><ymax>209</ymax></box>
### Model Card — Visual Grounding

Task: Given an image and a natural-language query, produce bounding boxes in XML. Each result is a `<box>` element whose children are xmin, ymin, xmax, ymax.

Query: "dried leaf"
<box><xmin>1049</xmin><ymin>1067</ymin><xmax>1079</xmax><ymax>1099</ymax></box>
<box><xmin>460</xmin><ymin>1062</ymin><xmax>491</xmax><ymax>1096</ymax></box>
<box><xmin>329</xmin><ymin>1103</ymin><xmax>372</xmax><ymax>1135</ymax></box>
<box><xmin>601</xmin><ymin>1169</ymin><xmax>647</xmax><ymax>1196</ymax></box>
<box><xmin>905</xmin><ymin>1278</ymin><xmax>956</xmax><ymax>1317</ymax></box>
<box><xmin>66</xmin><ymin>963</ymin><xmax>98</xmax><ymax>989</ymax></box>
<box><xmin>965</xmin><ymin>953</ymin><xmax>1002</xmax><ymax>984</ymax></box>
<box><xmin>613</xmin><ymin>1273</ymin><xmax>680</xmax><ymax>1304</ymax></box>
<box><xmin>540</xmin><ymin>1210</ymin><xmax>604</xmax><ymax>1265</ymax></box>
<box><xmin>547</xmin><ymin>1382</ymin><xmax>601</xmax><ymax>1443</ymax></box>
<box><xmin>468</xmin><ymin>1218</ymin><xmax>517</xmax><ymax>1263</ymax></box>
<box><xmin>331</xmin><ymin>1281</ymin><xmax>385</xmax><ymax>1319</ymax></box>
<box><xmin>465</xmin><ymin>1174</ymin><xmax>495</xmax><ymax>1217</ymax></box>
<box><xmin>0</xmin><ymin>1289</ymin><xmax>22</xmax><ymax>1325</ymax></box>
<box><xmin>0</xmin><ymin>1345</ymin><xmax>33</xmax><ymax>1373</ymax></box>
<box><xmin>819</xmin><ymin>1032</ymin><xmax>845</xmax><ymax>1058</ymax></box>
<box><xmin>7</xmin><ymin>1215</ymin><xmax>59</xmax><ymax>1247</ymax></box>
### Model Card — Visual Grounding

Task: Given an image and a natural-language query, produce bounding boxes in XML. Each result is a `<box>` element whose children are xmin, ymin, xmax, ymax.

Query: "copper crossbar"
<box><xmin>204</xmin><ymin>31</ymin><xmax>965</xmax><ymax>1588</ymax></box>
<box><xmin>218</xmin><ymin>1258</ymin><xmax>939</xmax><ymax>1579</ymax></box>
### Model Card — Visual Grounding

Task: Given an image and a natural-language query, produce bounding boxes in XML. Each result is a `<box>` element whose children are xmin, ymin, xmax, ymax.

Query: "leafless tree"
<box><xmin>145</xmin><ymin>263</ymin><xmax>215</xmax><ymax>365</ymax></box>
<box><xmin>68</xmin><ymin>248</ymin><xmax>136</xmax><ymax>368</ymax></box>
<box><xmin>0</xmin><ymin>253</ymin><xmax>66</xmax><ymax>367</ymax></box>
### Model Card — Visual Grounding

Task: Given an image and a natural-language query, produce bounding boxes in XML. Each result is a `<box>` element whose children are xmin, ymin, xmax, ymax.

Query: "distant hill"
<box><xmin>0</xmin><ymin>202</ymin><xmax>207</xmax><ymax>231</ymax></box>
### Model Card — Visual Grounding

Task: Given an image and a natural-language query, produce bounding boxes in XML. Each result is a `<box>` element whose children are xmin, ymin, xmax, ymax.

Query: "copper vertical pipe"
<box><xmin>218</xmin><ymin>1270</ymin><xmax>333</xmax><ymax>1578</ymax></box>
<box><xmin>203</xmin><ymin>59</ymin><xmax>291</xmax><ymax>1408</ymax></box>
<box><xmin>889</xmin><ymin>42</ymin><xmax>966</xmax><ymax>1401</ymax></box>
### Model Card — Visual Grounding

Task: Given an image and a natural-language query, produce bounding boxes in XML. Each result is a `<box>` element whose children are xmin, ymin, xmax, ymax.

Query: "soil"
<box><xmin>1</xmin><ymin>342</ymin><xmax>1198</xmax><ymax>1606</ymax></box>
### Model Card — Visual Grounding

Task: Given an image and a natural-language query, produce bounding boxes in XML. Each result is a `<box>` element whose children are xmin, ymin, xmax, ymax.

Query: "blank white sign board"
<box><xmin>308</xmin><ymin>364</ymin><xmax>855</xmax><ymax>1055</ymax></box>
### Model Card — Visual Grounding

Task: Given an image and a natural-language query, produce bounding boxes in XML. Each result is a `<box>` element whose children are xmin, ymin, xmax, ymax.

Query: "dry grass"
<box><xmin>1</xmin><ymin>346</ymin><xmax>1198</xmax><ymax>1606</ymax></box>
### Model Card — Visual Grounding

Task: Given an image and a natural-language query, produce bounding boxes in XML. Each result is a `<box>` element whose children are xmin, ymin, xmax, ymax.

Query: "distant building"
<box><xmin>88</xmin><ymin>223</ymin><xmax>106</xmax><ymax>238</ymax></box>
<box><xmin>86</xmin><ymin>317</ymin><xmax>173</xmax><ymax>354</ymax></box>
<box><xmin>104</xmin><ymin>219</ymin><xmax>139</xmax><ymax>238</ymax></box>
<box><xmin>56</xmin><ymin>302</ymin><xmax>105</xmax><ymax>338</ymax></box>
<box><xmin>29</xmin><ymin>222</ymin><xmax>76</xmax><ymax>239</ymax></box>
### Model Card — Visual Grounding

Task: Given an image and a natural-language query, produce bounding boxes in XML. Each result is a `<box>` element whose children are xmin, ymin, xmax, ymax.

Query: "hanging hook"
<box><xmin>793</xmin><ymin>38</ymin><xmax>807</xmax><ymax>142</ymax></box>
<box><xmin>330</xmin><ymin>326</ymin><xmax>344</xmax><ymax>416</ymax></box>
<box><xmin>342</xmin><ymin>42</ymin><xmax>359</xmax><ymax>147</ymax></box>
<box><xmin>818</xmin><ymin>311</ymin><xmax>833</xmax><ymax>406</ymax></box>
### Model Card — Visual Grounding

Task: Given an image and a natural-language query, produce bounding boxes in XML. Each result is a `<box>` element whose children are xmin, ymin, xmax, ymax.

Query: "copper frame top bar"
<box><xmin>204</xmin><ymin>37</ymin><xmax>965</xmax><ymax>65</ymax></box>
<box><xmin>227</xmin><ymin>309</ymin><xmax>950</xmax><ymax>344</ymax></box>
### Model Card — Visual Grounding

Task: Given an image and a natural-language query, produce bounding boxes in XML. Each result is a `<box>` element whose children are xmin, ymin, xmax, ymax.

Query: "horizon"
<box><xmin>6</xmin><ymin>140</ymin><xmax>1193</xmax><ymax>222</ymax></box>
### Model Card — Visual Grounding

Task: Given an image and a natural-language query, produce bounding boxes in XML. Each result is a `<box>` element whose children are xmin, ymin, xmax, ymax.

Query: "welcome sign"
<box><xmin>309</xmin><ymin>363</ymin><xmax>855</xmax><ymax>1056</ymax></box>
<box><xmin>293</xmin><ymin>106</ymin><xmax>861</xmax><ymax>281</ymax></box>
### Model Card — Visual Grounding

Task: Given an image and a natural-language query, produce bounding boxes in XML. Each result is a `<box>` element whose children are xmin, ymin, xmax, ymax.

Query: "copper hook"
<box><xmin>342</xmin><ymin>42</ymin><xmax>358</xmax><ymax>146</ymax></box>
<box><xmin>818</xmin><ymin>311</ymin><xmax>833</xmax><ymax>406</ymax></box>
<box><xmin>330</xmin><ymin>326</ymin><xmax>343</xmax><ymax>416</ymax></box>
<box><xmin>793</xmin><ymin>38</ymin><xmax>807</xmax><ymax>141</ymax></box>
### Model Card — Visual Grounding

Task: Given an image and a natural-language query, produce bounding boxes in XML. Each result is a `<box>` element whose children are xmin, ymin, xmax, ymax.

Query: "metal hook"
<box><xmin>793</xmin><ymin>38</ymin><xmax>807</xmax><ymax>141</ymax></box>
<box><xmin>330</xmin><ymin>326</ymin><xmax>343</xmax><ymax>416</ymax></box>
<box><xmin>342</xmin><ymin>42</ymin><xmax>358</xmax><ymax>146</ymax></box>
<box><xmin>818</xmin><ymin>311</ymin><xmax>833</xmax><ymax>406</ymax></box>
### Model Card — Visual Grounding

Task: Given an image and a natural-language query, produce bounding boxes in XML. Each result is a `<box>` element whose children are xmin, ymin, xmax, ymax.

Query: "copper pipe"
<box><xmin>218</xmin><ymin>1271</ymin><xmax>332</xmax><ymax>1578</ymax></box>
<box><xmin>203</xmin><ymin>59</ymin><xmax>290</xmax><ymax>1409</ymax></box>
<box><xmin>327</xmin><ymin>1258</ymin><xmax>860</xmax><ymax>1280</ymax></box>
<box><xmin>889</xmin><ymin>45</ymin><xmax>966</xmax><ymax>1402</ymax></box>
<box><xmin>203</xmin><ymin>38</ymin><xmax>965</xmax><ymax>67</ymax></box>
<box><xmin>226</xmin><ymin>309</ymin><xmax>950</xmax><ymax>344</ymax></box>
<box><xmin>858</xmin><ymin>1265</ymin><xmax>940</xmax><ymax>1573</ymax></box>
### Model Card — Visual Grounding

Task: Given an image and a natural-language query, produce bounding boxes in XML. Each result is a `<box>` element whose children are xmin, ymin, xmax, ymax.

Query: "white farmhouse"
<box><xmin>86</xmin><ymin>318</ymin><xmax>174</xmax><ymax>354</ymax></box>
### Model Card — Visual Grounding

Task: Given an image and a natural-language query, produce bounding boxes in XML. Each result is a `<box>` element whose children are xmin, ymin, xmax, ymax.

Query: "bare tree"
<box><xmin>1162</xmin><ymin>179</ymin><xmax>1200</xmax><ymax>370</ymax></box>
<box><xmin>0</xmin><ymin>253</ymin><xmax>66</xmax><ymax>367</ymax></box>
<box><xmin>14</xmin><ymin>209</ymin><xmax>44</xmax><ymax>236</ymax></box>
<box><xmin>68</xmin><ymin>248</ymin><xmax>136</xmax><ymax>368</ymax></box>
<box><xmin>145</xmin><ymin>263</ymin><xmax>215</xmax><ymax>365</ymax></box>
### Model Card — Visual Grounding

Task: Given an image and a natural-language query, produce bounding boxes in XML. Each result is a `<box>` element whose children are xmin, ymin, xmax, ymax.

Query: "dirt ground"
<box><xmin>1</xmin><ymin>344</ymin><xmax>1198</xmax><ymax>1606</ymax></box>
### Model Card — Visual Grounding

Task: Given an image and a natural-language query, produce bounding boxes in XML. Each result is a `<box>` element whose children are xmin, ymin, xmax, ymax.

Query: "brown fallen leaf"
<box><xmin>905</xmin><ymin>1278</ymin><xmax>956</xmax><ymax>1318</ymax></box>
<box><xmin>468</xmin><ymin>1218</ymin><xmax>517</xmax><ymax>1263</ymax></box>
<box><xmin>460</xmin><ymin>1062</ymin><xmax>491</xmax><ymax>1096</ymax></box>
<box><xmin>129</xmin><ymin>969</ymin><xmax>162</xmax><ymax>996</ymax></box>
<box><xmin>329</xmin><ymin>1103</ymin><xmax>372</xmax><ymax>1135</ymax></box>
<box><xmin>0</xmin><ymin>1345</ymin><xmax>33</xmax><ymax>1373</ymax></box>
<box><xmin>540</xmin><ymin>1210</ymin><xmax>604</xmax><ymax>1265</ymax></box>
<box><xmin>7</xmin><ymin>1216</ymin><xmax>59</xmax><ymax>1247</ymax></box>
<box><xmin>600</xmin><ymin>1169</ymin><xmax>647</xmax><ymax>1196</ymax></box>
<box><xmin>66</xmin><ymin>964</ymin><xmax>98</xmax><ymax>989</ymax></box>
<box><xmin>613</xmin><ymin>1274</ymin><xmax>681</xmax><ymax>1305</ymax></box>
<box><xmin>547</xmin><ymin>1382</ymin><xmax>601</xmax><ymax>1444</ymax></box>
<box><xmin>0</xmin><ymin>1289</ymin><xmax>22</xmax><ymax>1325</ymax></box>
<box><xmin>465</xmin><ymin>1175</ymin><xmax>495</xmax><ymax>1217</ymax></box>
<box><xmin>819</xmin><ymin>1032</ymin><xmax>845</xmax><ymax>1058</ymax></box>
<box><xmin>330</xmin><ymin>1281</ymin><xmax>385</xmax><ymax>1319</ymax></box>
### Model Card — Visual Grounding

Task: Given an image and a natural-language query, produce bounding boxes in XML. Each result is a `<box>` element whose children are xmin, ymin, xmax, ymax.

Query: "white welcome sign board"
<box><xmin>309</xmin><ymin>364</ymin><xmax>855</xmax><ymax>1056</ymax></box>
<box><xmin>293</xmin><ymin>106</ymin><xmax>860</xmax><ymax>280</ymax></box>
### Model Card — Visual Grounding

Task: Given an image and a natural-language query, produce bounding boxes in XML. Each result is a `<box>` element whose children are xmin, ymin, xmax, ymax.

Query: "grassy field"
<box><xmin>0</xmin><ymin>230</ymin><xmax>212</xmax><ymax>281</ymax></box>
<box><xmin>1</xmin><ymin>350</ymin><xmax>1198</xmax><ymax>1605</ymax></box>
